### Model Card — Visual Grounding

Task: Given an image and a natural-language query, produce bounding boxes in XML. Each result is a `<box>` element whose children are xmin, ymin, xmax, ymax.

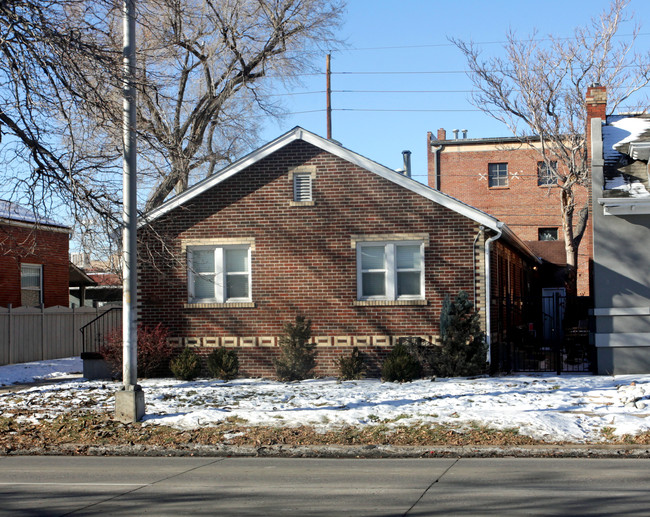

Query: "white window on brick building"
<box><xmin>187</xmin><ymin>245</ymin><xmax>251</xmax><ymax>303</ymax></box>
<box><xmin>356</xmin><ymin>241</ymin><xmax>425</xmax><ymax>301</ymax></box>
<box><xmin>488</xmin><ymin>163</ymin><xmax>508</xmax><ymax>187</ymax></box>
<box><xmin>21</xmin><ymin>264</ymin><xmax>42</xmax><ymax>307</ymax></box>
<box><xmin>537</xmin><ymin>161</ymin><xmax>558</xmax><ymax>186</ymax></box>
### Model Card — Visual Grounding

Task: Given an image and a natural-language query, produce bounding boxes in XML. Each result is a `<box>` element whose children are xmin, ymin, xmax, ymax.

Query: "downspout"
<box><xmin>472</xmin><ymin>226</ymin><xmax>485</xmax><ymax>306</ymax></box>
<box><xmin>484</xmin><ymin>224</ymin><xmax>503</xmax><ymax>364</ymax></box>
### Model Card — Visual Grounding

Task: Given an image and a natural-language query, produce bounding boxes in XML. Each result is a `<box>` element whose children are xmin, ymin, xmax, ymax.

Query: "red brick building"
<box><xmin>427</xmin><ymin>129</ymin><xmax>592</xmax><ymax>296</ymax></box>
<box><xmin>139</xmin><ymin>127</ymin><xmax>539</xmax><ymax>376</ymax></box>
<box><xmin>0</xmin><ymin>201</ymin><xmax>70</xmax><ymax>308</ymax></box>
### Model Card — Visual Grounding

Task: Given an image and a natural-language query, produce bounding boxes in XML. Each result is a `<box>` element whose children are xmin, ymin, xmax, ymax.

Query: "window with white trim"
<box><xmin>21</xmin><ymin>264</ymin><xmax>42</xmax><ymax>307</ymax></box>
<box><xmin>293</xmin><ymin>172</ymin><xmax>313</xmax><ymax>202</ymax></box>
<box><xmin>488</xmin><ymin>163</ymin><xmax>508</xmax><ymax>187</ymax></box>
<box><xmin>356</xmin><ymin>241</ymin><xmax>424</xmax><ymax>300</ymax></box>
<box><xmin>187</xmin><ymin>245</ymin><xmax>251</xmax><ymax>303</ymax></box>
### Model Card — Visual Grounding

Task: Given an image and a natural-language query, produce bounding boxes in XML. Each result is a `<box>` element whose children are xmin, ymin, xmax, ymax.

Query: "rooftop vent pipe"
<box><xmin>452</xmin><ymin>129</ymin><xmax>459</xmax><ymax>139</ymax></box>
<box><xmin>462</xmin><ymin>129</ymin><xmax>468</xmax><ymax>139</ymax></box>
<box><xmin>402</xmin><ymin>150</ymin><xmax>412</xmax><ymax>178</ymax></box>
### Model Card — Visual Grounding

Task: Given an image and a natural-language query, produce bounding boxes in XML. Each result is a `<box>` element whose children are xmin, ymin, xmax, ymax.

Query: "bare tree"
<box><xmin>0</xmin><ymin>0</ymin><xmax>122</xmax><ymax>226</ymax></box>
<box><xmin>1</xmin><ymin>0</ymin><xmax>344</xmax><ymax>267</ymax></box>
<box><xmin>70</xmin><ymin>0</ymin><xmax>345</xmax><ymax>212</ymax></box>
<box><xmin>452</xmin><ymin>0</ymin><xmax>650</xmax><ymax>291</ymax></box>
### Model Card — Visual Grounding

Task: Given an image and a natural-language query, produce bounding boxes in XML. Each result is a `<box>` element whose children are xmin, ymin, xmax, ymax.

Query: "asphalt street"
<box><xmin>0</xmin><ymin>456</ymin><xmax>649</xmax><ymax>516</ymax></box>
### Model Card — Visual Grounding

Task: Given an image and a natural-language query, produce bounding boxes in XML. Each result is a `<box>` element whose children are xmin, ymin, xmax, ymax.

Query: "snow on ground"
<box><xmin>2</xmin><ymin>358</ymin><xmax>650</xmax><ymax>443</ymax></box>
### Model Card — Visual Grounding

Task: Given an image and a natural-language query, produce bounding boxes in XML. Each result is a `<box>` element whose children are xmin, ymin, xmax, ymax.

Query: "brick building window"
<box><xmin>187</xmin><ymin>245</ymin><xmax>251</xmax><ymax>303</ymax></box>
<box><xmin>21</xmin><ymin>264</ymin><xmax>42</xmax><ymax>307</ymax></box>
<box><xmin>538</xmin><ymin>161</ymin><xmax>558</xmax><ymax>186</ymax></box>
<box><xmin>538</xmin><ymin>228</ymin><xmax>558</xmax><ymax>241</ymax></box>
<box><xmin>356</xmin><ymin>241</ymin><xmax>424</xmax><ymax>301</ymax></box>
<box><xmin>488</xmin><ymin>163</ymin><xmax>508</xmax><ymax>187</ymax></box>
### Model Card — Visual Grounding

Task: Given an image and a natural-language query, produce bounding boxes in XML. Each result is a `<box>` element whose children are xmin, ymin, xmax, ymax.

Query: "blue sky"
<box><xmin>260</xmin><ymin>0</ymin><xmax>650</xmax><ymax>184</ymax></box>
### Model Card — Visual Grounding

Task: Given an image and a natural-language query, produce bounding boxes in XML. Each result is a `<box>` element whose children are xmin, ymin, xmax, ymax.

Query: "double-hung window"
<box><xmin>488</xmin><ymin>163</ymin><xmax>508</xmax><ymax>187</ymax></box>
<box><xmin>187</xmin><ymin>245</ymin><xmax>251</xmax><ymax>303</ymax></box>
<box><xmin>21</xmin><ymin>264</ymin><xmax>42</xmax><ymax>307</ymax></box>
<box><xmin>357</xmin><ymin>241</ymin><xmax>424</xmax><ymax>301</ymax></box>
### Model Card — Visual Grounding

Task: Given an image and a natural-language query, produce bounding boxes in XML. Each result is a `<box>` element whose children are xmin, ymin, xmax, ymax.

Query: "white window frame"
<box><xmin>356</xmin><ymin>241</ymin><xmax>425</xmax><ymax>301</ymax></box>
<box><xmin>187</xmin><ymin>245</ymin><xmax>251</xmax><ymax>304</ymax></box>
<box><xmin>20</xmin><ymin>263</ymin><xmax>43</xmax><ymax>306</ymax></box>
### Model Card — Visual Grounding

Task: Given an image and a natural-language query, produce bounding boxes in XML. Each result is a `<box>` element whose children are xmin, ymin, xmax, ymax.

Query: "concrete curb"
<box><xmin>4</xmin><ymin>443</ymin><xmax>650</xmax><ymax>458</ymax></box>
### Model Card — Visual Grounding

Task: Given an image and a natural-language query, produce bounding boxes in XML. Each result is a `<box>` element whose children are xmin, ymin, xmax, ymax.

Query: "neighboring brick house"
<box><xmin>427</xmin><ymin>129</ymin><xmax>592</xmax><ymax>297</ymax></box>
<box><xmin>138</xmin><ymin>127</ymin><xmax>539</xmax><ymax>377</ymax></box>
<box><xmin>589</xmin><ymin>85</ymin><xmax>650</xmax><ymax>374</ymax></box>
<box><xmin>0</xmin><ymin>201</ymin><xmax>70</xmax><ymax>308</ymax></box>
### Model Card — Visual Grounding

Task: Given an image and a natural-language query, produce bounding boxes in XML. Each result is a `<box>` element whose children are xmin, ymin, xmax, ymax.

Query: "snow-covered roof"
<box><xmin>141</xmin><ymin>127</ymin><xmax>539</xmax><ymax>261</ymax></box>
<box><xmin>0</xmin><ymin>200</ymin><xmax>68</xmax><ymax>228</ymax></box>
<box><xmin>601</xmin><ymin>115</ymin><xmax>650</xmax><ymax>200</ymax></box>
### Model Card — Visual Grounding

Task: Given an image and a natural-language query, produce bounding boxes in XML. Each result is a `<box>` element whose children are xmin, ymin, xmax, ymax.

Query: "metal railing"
<box><xmin>80</xmin><ymin>307</ymin><xmax>123</xmax><ymax>355</ymax></box>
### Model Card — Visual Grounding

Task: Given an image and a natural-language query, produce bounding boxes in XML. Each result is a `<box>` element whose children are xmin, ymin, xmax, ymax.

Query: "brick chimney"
<box><xmin>586</xmin><ymin>85</ymin><xmax>606</xmax><ymax>165</ymax></box>
<box><xmin>437</xmin><ymin>128</ymin><xmax>447</xmax><ymax>141</ymax></box>
<box><xmin>586</xmin><ymin>84</ymin><xmax>607</xmax><ymax>121</ymax></box>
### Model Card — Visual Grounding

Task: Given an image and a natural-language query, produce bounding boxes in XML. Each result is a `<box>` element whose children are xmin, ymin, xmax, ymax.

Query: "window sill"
<box><xmin>353</xmin><ymin>300</ymin><xmax>428</xmax><ymax>307</ymax></box>
<box><xmin>538</xmin><ymin>184</ymin><xmax>558</xmax><ymax>188</ymax></box>
<box><xmin>488</xmin><ymin>186</ymin><xmax>510</xmax><ymax>190</ymax></box>
<box><xmin>184</xmin><ymin>302</ymin><xmax>256</xmax><ymax>309</ymax></box>
<box><xmin>289</xmin><ymin>201</ymin><xmax>315</xmax><ymax>207</ymax></box>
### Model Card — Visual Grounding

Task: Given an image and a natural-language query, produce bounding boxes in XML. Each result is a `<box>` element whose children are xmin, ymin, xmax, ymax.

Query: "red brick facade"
<box><xmin>427</xmin><ymin>133</ymin><xmax>592</xmax><ymax>296</ymax></box>
<box><xmin>139</xmin><ymin>136</ymin><xmax>536</xmax><ymax>377</ymax></box>
<box><xmin>0</xmin><ymin>222</ymin><xmax>70</xmax><ymax>308</ymax></box>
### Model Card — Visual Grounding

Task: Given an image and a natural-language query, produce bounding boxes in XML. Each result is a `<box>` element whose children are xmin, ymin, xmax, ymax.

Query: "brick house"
<box><xmin>427</xmin><ymin>129</ymin><xmax>592</xmax><ymax>297</ymax></box>
<box><xmin>0</xmin><ymin>201</ymin><xmax>70</xmax><ymax>308</ymax></box>
<box><xmin>138</xmin><ymin>127</ymin><xmax>539</xmax><ymax>377</ymax></box>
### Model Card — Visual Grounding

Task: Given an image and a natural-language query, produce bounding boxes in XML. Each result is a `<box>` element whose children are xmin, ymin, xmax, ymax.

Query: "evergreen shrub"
<box><xmin>170</xmin><ymin>348</ymin><xmax>201</xmax><ymax>381</ymax></box>
<box><xmin>337</xmin><ymin>346</ymin><xmax>367</xmax><ymax>380</ymax></box>
<box><xmin>207</xmin><ymin>347</ymin><xmax>239</xmax><ymax>381</ymax></box>
<box><xmin>381</xmin><ymin>343</ymin><xmax>422</xmax><ymax>382</ymax></box>
<box><xmin>274</xmin><ymin>315</ymin><xmax>316</xmax><ymax>381</ymax></box>
<box><xmin>432</xmin><ymin>291</ymin><xmax>488</xmax><ymax>377</ymax></box>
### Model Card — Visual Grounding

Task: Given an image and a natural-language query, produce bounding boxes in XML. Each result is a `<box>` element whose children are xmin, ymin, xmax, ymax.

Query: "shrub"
<box><xmin>206</xmin><ymin>347</ymin><xmax>239</xmax><ymax>381</ymax></box>
<box><xmin>170</xmin><ymin>348</ymin><xmax>201</xmax><ymax>381</ymax></box>
<box><xmin>337</xmin><ymin>347</ymin><xmax>367</xmax><ymax>380</ymax></box>
<box><xmin>98</xmin><ymin>323</ymin><xmax>173</xmax><ymax>379</ymax></box>
<box><xmin>432</xmin><ymin>291</ymin><xmax>488</xmax><ymax>377</ymax></box>
<box><xmin>381</xmin><ymin>343</ymin><xmax>422</xmax><ymax>382</ymax></box>
<box><xmin>274</xmin><ymin>315</ymin><xmax>316</xmax><ymax>381</ymax></box>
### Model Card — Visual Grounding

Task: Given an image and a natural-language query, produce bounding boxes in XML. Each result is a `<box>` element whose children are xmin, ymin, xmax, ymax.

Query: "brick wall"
<box><xmin>0</xmin><ymin>223</ymin><xmax>70</xmax><ymax>307</ymax></box>
<box><xmin>139</xmin><ymin>140</ymin><xmax>487</xmax><ymax>377</ymax></box>
<box><xmin>427</xmin><ymin>136</ymin><xmax>592</xmax><ymax>296</ymax></box>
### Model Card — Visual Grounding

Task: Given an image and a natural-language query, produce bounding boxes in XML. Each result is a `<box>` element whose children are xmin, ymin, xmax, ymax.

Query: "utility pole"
<box><xmin>326</xmin><ymin>53</ymin><xmax>332</xmax><ymax>140</ymax></box>
<box><xmin>115</xmin><ymin>0</ymin><xmax>144</xmax><ymax>423</ymax></box>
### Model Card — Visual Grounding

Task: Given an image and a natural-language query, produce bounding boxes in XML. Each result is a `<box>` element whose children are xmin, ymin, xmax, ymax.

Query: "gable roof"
<box><xmin>141</xmin><ymin>127</ymin><xmax>539</xmax><ymax>261</ymax></box>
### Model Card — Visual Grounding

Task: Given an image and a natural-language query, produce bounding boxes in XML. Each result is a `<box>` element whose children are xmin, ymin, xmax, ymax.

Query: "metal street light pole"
<box><xmin>115</xmin><ymin>0</ymin><xmax>144</xmax><ymax>423</ymax></box>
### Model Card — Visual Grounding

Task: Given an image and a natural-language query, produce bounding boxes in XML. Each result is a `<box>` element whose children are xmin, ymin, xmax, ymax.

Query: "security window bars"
<box><xmin>538</xmin><ymin>161</ymin><xmax>558</xmax><ymax>186</ymax></box>
<box><xmin>357</xmin><ymin>241</ymin><xmax>424</xmax><ymax>301</ymax></box>
<box><xmin>187</xmin><ymin>246</ymin><xmax>251</xmax><ymax>303</ymax></box>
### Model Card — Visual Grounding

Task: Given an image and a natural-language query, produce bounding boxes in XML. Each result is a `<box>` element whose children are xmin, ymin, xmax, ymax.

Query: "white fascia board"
<box><xmin>592</xmin><ymin>307</ymin><xmax>650</xmax><ymax>316</ymax></box>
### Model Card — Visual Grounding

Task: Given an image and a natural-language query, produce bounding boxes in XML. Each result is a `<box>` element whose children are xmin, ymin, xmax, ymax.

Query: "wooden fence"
<box><xmin>0</xmin><ymin>305</ymin><xmax>119</xmax><ymax>365</ymax></box>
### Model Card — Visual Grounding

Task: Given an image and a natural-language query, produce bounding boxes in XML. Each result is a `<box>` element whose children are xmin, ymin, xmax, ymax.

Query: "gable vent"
<box><xmin>293</xmin><ymin>173</ymin><xmax>313</xmax><ymax>202</ymax></box>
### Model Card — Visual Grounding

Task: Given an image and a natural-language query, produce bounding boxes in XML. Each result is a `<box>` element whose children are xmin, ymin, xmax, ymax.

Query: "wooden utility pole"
<box><xmin>326</xmin><ymin>53</ymin><xmax>332</xmax><ymax>140</ymax></box>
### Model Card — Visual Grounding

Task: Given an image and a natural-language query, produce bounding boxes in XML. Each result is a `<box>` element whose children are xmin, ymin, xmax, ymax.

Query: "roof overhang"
<box><xmin>598</xmin><ymin>197</ymin><xmax>650</xmax><ymax>216</ymax></box>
